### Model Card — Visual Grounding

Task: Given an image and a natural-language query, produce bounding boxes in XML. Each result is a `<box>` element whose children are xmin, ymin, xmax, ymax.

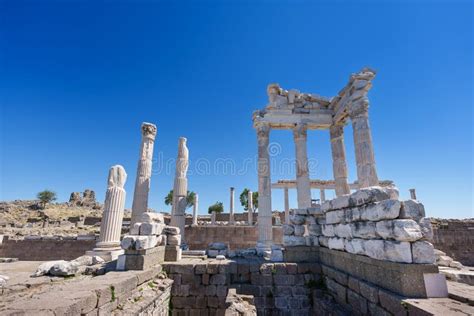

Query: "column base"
<box><xmin>86</xmin><ymin>249</ymin><xmax>124</xmax><ymax>262</ymax></box>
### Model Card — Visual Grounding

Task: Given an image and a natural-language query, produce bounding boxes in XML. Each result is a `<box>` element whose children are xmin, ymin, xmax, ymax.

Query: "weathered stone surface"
<box><xmin>325</xmin><ymin>210</ymin><xmax>344</xmax><ymax>224</ymax></box>
<box><xmin>351</xmin><ymin>221</ymin><xmax>376</xmax><ymax>239</ymax></box>
<box><xmin>293</xmin><ymin>225</ymin><xmax>305</xmax><ymax>236</ymax></box>
<box><xmin>375</xmin><ymin>219</ymin><xmax>422</xmax><ymax>242</ymax></box>
<box><xmin>282</xmin><ymin>224</ymin><xmax>294</xmax><ymax>236</ymax></box>
<box><xmin>322</xmin><ymin>224</ymin><xmax>335</xmax><ymax>237</ymax></box>
<box><xmin>283</xmin><ymin>236</ymin><xmax>306</xmax><ymax>247</ymax></box>
<box><xmin>328</xmin><ymin>237</ymin><xmax>345</xmax><ymax>250</ymax></box>
<box><xmin>383</xmin><ymin>241</ymin><xmax>412</xmax><ymax>263</ymax></box>
<box><xmin>360</xmin><ymin>199</ymin><xmax>400</xmax><ymax>221</ymax></box>
<box><xmin>344</xmin><ymin>238</ymin><xmax>365</xmax><ymax>255</ymax></box>
<box><xmin>400</xmin><ymin>200</ymin><xmax>425</xmax><ymax>222</ymax></box>
<box><xmin>290</xmin><ymin>215</ymin><xmax>306</xmax><ymax>225</ymax></box>
<box><xmin>412</xmin><ymin>241</ymin><xmax>436</xmax><ymax>264</ymax></box>
<box><xmin>334</xmin><ymin>224</ymin><xmax>352</xmax><ymax>238</ymax></box>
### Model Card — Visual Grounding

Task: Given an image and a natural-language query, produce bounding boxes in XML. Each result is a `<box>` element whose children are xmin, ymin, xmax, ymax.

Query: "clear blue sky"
<box><xmin>1</xmin><ymin>1</ymin><xmax>472</xmax><ymax>219</ymax></box>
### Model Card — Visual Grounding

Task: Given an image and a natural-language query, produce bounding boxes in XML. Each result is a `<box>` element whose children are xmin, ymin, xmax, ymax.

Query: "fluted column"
<box><xmin>350</xmin><ymin>98</ymin><xmax>379</xmax><ymax>188</ymax></box>
<box><xmin>229</xmin><ymin>187</ymin><xmax>235</xmax><ymax>224</ymax></box>
<box><xmin>284</xmin><ymin>187</ymin><xmax>290</xmax><ymax>224</ymax></box>
<box><xmin>248</xmin><ymin>190</ymin><xmax>253</xmax><ymax>225</ymax></box>
<box><xmin>192</xmin><ymin>194</ymin><xmax>199</xmax><ymax>226</ymax></box>
<box><xmin>256</xmin><ymin>123</ymin><xmax>272</xmax><ymax>251</ymax></box>
<box><xmin>89</xmin><ymin>165</ymin><xmax>127</xmax><ymax>261</ymax></box>
<box><xmin>330</xmin><ymin>124</ymin><xmax>351</xmax><ymax>196</ymax></box>
<box><xmin>170</xmin><ymin>137</ymin><xmax>189</xmax><ymax>245</ymax></box>
<box><xmin>293</xmin><ymin>124</ymin><xmax>311</xmax><ymax>208</ymax></box>
<box><xmin>131</xmin><ymin>123</ymin><xmax>157</xmax><ymax>225</ymax></box>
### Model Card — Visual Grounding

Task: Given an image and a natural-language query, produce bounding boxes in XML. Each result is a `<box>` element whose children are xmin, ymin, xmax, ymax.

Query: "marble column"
<box><xmin>131</xmin><ymin>122</ymin><xmax>157</xmax><ymax>225</ymax></box>
<box><xmin>293</xmin><ymin>124</ymin><xmax>311</xmax><ymax>208</ymax></box>
<box><xmin>350</xmin><ymin>98</ymin><xmax>379</xmax><ymax>188</ymax></box>
<box><xmin>170</xmin><ymin>137</ymin><xmax>189</xmax><ymax>245</ymax></box>
<box><xmin>192</xmin><ymin>194</ymin><xmax>198</xmax><ymax>226</ymax></box>
<box><xmin>284</xmin><ymin>187</ymin><xmax>290</xmax><ymax>224</ymax></box>
<box><xmin>320</xmin><ymin>189</ymin><xmax>326</xmax><ymax>203</ymax></box>
<box><xmin>229</xmin><ymin>187</ymin><xmax>235</xmax><ymax>224</ymax></box>
<box><xmin>247</xmin><ymin>190</ymin><xmax>253</xmax><ymax>225</ymax></box>
<box><xmin>87</xmin><ymin>165</ymin><xmax>127</xmax><ymax>261</ymax></box>
<box><xmin>330</xmin><ymin>124</ymin><xmax>351</xmax><ymax>196</ymax></box>
<box><xmin>410</xmin><ymin>189</ymin><xmax>417</xmax><ymax>200</ymax></box>
<box><xmin>256</xmin><ymin>123</ymin><xmax>272</xmax><ymax>252</ymax></box>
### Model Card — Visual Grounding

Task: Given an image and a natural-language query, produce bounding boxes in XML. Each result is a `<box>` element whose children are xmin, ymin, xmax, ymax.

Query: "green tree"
<box><xmin>36</xmin><ymin>190</ymin><xmax>57</xmax><ymax>209</ymax></box>
<box><xmin>239</xmin><ymin>188</ymin><xmax>258</xmax><ymax>212</ymax></box>
<box><xmin>208</xmin><ymin>202</ymin><xmax>224</xmax><ymax>214</ymax></box>
<box><xmin>164</xmin><ymin>190</ymin><xmax>196</xmax><ymax>210</ymax></box>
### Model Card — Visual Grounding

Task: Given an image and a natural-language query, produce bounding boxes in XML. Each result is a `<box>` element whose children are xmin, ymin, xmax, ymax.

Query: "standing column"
<box><xmin>320</xmin><ymin>189</ymin><xmax>326</xmax><ymax>203</ymax></box>
<box><xmin>350</xmin><ymin>98</ymin><xmax>379</xmax><ymax>188</ymax></box>
<box><xmin>293</xmin><ymin>124</ymin><xmax>311</xmax><ymax>208</ymax></box>
<box><xmin>229</xmin><ymin>187</ymin><xmax>235</xmax><ymax>224</ymax></box>
<box><xmin>87</xmin><ymin>165</ymin><xmax>127</xmax><ymax>261</ymax></box>
<box><xmin>131</xmin><ymin>122</ymin><xmax>157</xmax><ymax>225</ymax></box>
<box><xmin>247</xmin><ymin>190</ymin><xmax>253</xmax><ymax>225</ymax></box>
<box><xmin>255</xmin><ymin>123</ymin><xmax>272</xmax><ymax>252</ymax></box>
<box><xmin>192</xmin><ymin>194</ymin><xmax>199</xmax><ymax>226</ymax></box>
<box><xmin>330</xmin><ymin>124</ymin><xmax>351</xmax><ymax>196</ymax></box>
<box><xmin>170</xmin><ymin>137</ymin><xmax>189</xmax><ymax>245</ymax></box>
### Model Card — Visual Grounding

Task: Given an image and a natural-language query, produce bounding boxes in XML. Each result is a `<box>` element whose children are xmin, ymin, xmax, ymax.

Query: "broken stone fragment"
<box><xmin>375</xmin><ymin>219</ymin><xmax>423</xmax><ymax>242</ymax></box>
<box><xmin>411</xmin><ymin>241</ymin><xmax>435</xmax><ymax>264</ymax></box>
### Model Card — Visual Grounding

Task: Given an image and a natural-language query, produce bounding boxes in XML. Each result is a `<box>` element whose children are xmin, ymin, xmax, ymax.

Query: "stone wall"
<box><xmin>0</xmin><ymin>237</ymin><xmax>95</xmax><ymax>260</ymax></box>
<box><xmin>185</xmin><ymin>226</ymin><xmax>283</xmax><ymax>250</ymax></box>
<box><xmin>431</xmin><ymin>218</ymin><xmax>474</xmax><ymax>266</ymax></box>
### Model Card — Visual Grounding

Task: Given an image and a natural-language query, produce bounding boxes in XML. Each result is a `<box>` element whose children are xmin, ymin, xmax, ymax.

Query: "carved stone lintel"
<box><xmin>141</xmin><ymin>122</ymin><xmax>157</xmax><ymax>139</ymax></box>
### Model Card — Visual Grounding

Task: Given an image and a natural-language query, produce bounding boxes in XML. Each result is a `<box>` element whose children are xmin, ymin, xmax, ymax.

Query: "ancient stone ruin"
<box><xmin>0</xmin><ymin>68</ymin><xmax>472</xmax><ymax>315</ymax></box>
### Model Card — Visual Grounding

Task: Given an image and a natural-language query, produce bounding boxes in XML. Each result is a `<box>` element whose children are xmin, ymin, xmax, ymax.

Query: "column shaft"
<box><xmin>293</xmin><ymin>124</ymin><xmax>311</xmax><ymax>208</ymax></box>
<box><xmin>330</xmin><ymin>124</ymin><xmax>351</xmax><ymax>196</ymax></box>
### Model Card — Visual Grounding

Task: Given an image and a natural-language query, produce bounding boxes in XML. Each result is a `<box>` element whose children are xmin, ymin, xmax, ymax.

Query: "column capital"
<box><xmin>255</xmin><ymin>122</ymin><xmax>271</xmax><ymax>138</ymax></box>
<box><xmin>141</xmin><ymin>122</ymin><xmax>157</xmax><ymax>140</ymax></box>
<box><xmin>349</xmin><ymin>97</ymin><xmax>369</xmax><ymax>119</ymax></box>
<box><xmin>292</xmin><ymin>123</ymin><xmax>307</xmax><ymax>139</ymax></box>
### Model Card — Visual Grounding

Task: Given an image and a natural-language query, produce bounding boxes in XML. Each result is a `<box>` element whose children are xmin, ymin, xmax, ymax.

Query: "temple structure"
<box><xmin>253</xmin><ymin>67</ymin><xmax>379</xmax><ymax>252</ymax></box>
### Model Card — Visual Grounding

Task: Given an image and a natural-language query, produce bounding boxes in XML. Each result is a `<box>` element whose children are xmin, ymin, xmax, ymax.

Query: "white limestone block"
<box><xmin>363</xmin><ymin>240</ymin><xmax>385</xmax><ymax>260</ymax></box>
<box><xmin>325</xmin><ymin>210</ymin><xmax>344</xmax><ymax>224</ymax></box>
<box><xmin>319</xmin><ymin>236</ymin><xmax>329</xmax><ymax>248</ymax></box>
<box><xmin>412</xmin><ymin>241</ymin><xmax>436</xmax><ymax>264</ymax></box>
<box><xmin>282</xmin><ymin>224</ymin><xmax>295</xmax><ymax>236</ymax></box>
<box><xmin>375</xmin><ymin>219</ymin><xmax>423</xmax><ymax>242</ymax></box>
<box><xmin>322</xmin><ymin>224</ymin><xmax>335</xmax><ymax>237</ymax></box>
<box><xmin>419</xmin><ymin>218</ymin><xmax>434</xmax><ymax>240</ymax></box>
<box><xmin>328</xmin><ymin>237</ymin><xmax>345</xmax><ymax>250</ymax></box>
<box><xmin>163</xmin><ymin>226</ymin><xmax>180</xmax><ymax>235</ymax></box>
<box><xmin>139</xmin><ymin>223</ymin><xmax>164</xmax><ymax>236</ymax></box>
<box><xmin>130</xmin><ymin>223</ymin><xmax>142</xmax><ymax>235</ymax></box>
<box><xmin>283</xmin><ymin>235</ymin><xmax>306</xmax><ymax>247</ymax></box>
<box><xmin>360</xmin><ymin>200</ymin><xmax>400</xmax><ymax>221</ymax></box>
<box><xmin>344</xmin><ymin>238</ymin><xmax>365</xmax><ymax>255</ymax></box>
<box><xmin>400</xmin><ymin>200</ymin><xmax>425</xmax><ymax>222</ymax></box>
<box><xmin>350</xmin><ymin>187</ymin><xmax>391</xmax><ymax>207</ymax></box>
<box><xmin>335</xmin><ymin>224</ymin><xmax>352</xmax><ymax>238</ymax></box>
<box><xmin>294</xmin><ymin>225</ymin><xmax>305</xmax><ymax>236</ymax></box>
<box><xmin>167</xmin><ymin>235</ymin><xmax>181</xmax><ymax>246</ymax></box>
<box><xmin>308</xmin><ymin>224</ymin><xmax>322</xmax><ymax>236</ymax></box>
<box><xmin>383</xmin><ymin>241</ymin><xmax>412</xmax><ymax>263</ymax></box>
<box><xmin>290</xmin><ymin>214</ymin><xmax>306</xmax><ymax>225</ymax></box>
<box><xmin>351</xmin><ymin>222</ymin><xmax>377</xmax><ymax>239</ymax></box>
